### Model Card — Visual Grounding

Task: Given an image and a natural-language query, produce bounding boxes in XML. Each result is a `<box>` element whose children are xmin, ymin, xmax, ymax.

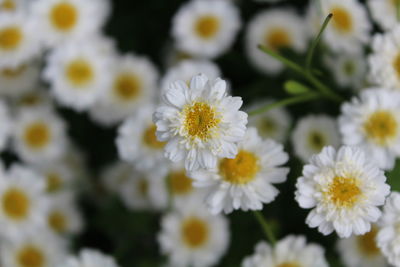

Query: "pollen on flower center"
<box><xmin>50</xmin><ymin>2</ymin><xmax>78</xmax><ymax>31</ymax></box>
<box><xmin>0</xmin><ymin>26</ymin><xmax>23</xmax><ymax>51</ymax></box>
<box><xmin>48</xmin><ymin>211</ymin><xmax>67</xmax><ymax>233</ymax></box>
<box><xmin>138</xmin><ymin>179</ymin><xmax>149</xmax><ymax>196</ymax></box>
<box><xmin>65</xmin><ymin>59</ymin><xmax>94</xmax><ymax>87</ymax></box>
<box><xmin>1</xmin><ymin>0</ymin><xmax>16</xmax><ymax>11</ymax></box>
<box><xmin>181</xmin><ymin>217</ymin><xmax>209</xmax><ymax>248</ymax></box>
<box><xmin>183</xmin><ymin>102</ymin><xmax>220</xmax><ymax>141</ymax></box>
<box><xmin>357</xmin><ymin>227</ymin><xmax>380</xmax><ymax>256</ymax></box>
<box><xmin>194</xmin><ymin>15</ymin><xmax>220</xmax><ymax>39</ymax></box>
<box><xmin>219</xmin><ymin>150</ymin><xmax>260</xmax><ymax>185</ymax></box>
<box><xmin>327</xmin><ymin>176</ymin><xmax>362</xmax><ymax>208</ymax></box>
<box><xmin>17</xmin><ymin>245</ymin><xmax>45</xmax><ymax>267</ymax></box>
<box><xmin>331</xmin><ymin>6</ymin><xmax>353</xmax><ymax>33</ymax></box>
<box><xmin>23</xmin><ymin>122</ymin><xmax>51</xmax><ymax>149</ymax></box>
<box><xmin>364</xmin><ymin>110</ymin><xmax>397</xmax><ymax>145</ymax></box>
<box><xmin>1</xmin><ymin>64</ymin><xmax>26</xmax><ymax>78</ymax></box>
<box><xmin>277</xmin><ymin>262</ymin><xmax>301</xmax><ymax>267</ymax></box>
<box><xmin>265</xmin><ymin>28</ymin><xmax>291</xmax><ymax>51</ymax></box>
<box><xmin>169</xmin><ymin>170</ymin><xmax>193</xmax><ymax>195</ymax></box>
<box><xmin>142</xmin><ymin>124</ymin><xmax>165</xmax><ymax>149</ymax></box>
<box><xmin>113</xmin><ymin>73</ymin><xmax>142</xmax><ymax>101</ymax></box>
<box><xmin>2</xmin><ymin>188</ymin><xmax>29</xmax><ymax>220</ymax></box>
<box><xmin>46</xmin><ymin>173</ymin><xmax>62</xmax><ymax>192</ymax></box>
<box><xmin>308</xmin><ymin>131</ymin><xmax>326</xmax><ymax>151</ymax></box>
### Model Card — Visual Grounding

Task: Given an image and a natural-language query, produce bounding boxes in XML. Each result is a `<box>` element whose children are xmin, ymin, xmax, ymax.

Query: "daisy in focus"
<box><xmin>171</xmin><ymin>0</ymin><xmax>241</xmax><ymax>58</ymax></box>
<box><xmin>153</xmin><ymin>73</ymin><xmax>248</xmax><ymax>171</ymax></box>
<box><xmin>62</xmin><ymin>249</ymin><xmax>119</xmax><ymax>267</ymax></box>
<box><xmin>295</xmin><ymin>146</ymin><xmax>390</xmax><ymax>238</ymax></box>
<box><xmin>339</xmin><ymin>89</ymin><xmax>400</xmax><ymax>170</ymax></box>
<box><xmin>190</xmin><ymin>127</ymin><xmax>289</xmax><ymax>214</ymax></box>
<box><xmin>242</xmin><ymin>235</ymin><xmax>328</xmax><ymax>267</ymax></box>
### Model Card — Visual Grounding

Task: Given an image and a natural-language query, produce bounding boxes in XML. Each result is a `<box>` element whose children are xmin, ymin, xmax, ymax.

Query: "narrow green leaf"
<box><xmin>284</xmin><ymin>80</ymin><xmax>311</xmax><ymax>95</ymax></box>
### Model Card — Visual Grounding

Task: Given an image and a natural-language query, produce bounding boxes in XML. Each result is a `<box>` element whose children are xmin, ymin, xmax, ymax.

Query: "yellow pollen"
<box><xmin>1</xmin><ymin>0</ymin><xmax>16</xmax><ymax>11</ymax></box>
<box><xmin>23</xmin><ymin>122</ymin><xmax>51</xmax><ymax>149</ymax></box>
<box><xmin>357</xmin><ymin>227</ymin><xmax>380</xmax><ymax>256</ymax></box>
<box><xmin>1</xmin><ymin>64</ymin><xmax>26</xmax><ymax>78</ymax></box>
<box><xmin>0</xmin><ymin>26</ymin><xmax>23</xmax><ymax>50</ymax></box>
<box><xmin>169</xmin><ymin>170</ymin><xmax>193</xmax><ymax>195</ymax></box>
<box><xmin>219</xmin><ymin>150</ymin><xmax>260</xmax><ymax>185</ymax></box>
<box><xmin>331</xmin><ymin>6</ymin><xmax>353</xmax><ymax>33</ymax></box>
<box><xmin>364</xmin><ymin>111</ymin><xmax>397</xmax><ymax>145</ymax></box>
<box><xmin>142</xmin><ymin>124</ymin><xmax>166</xmax><ymax>149</ymax></box>
<box><xmin>138</xmin><ymin>179</ymin><xmax>148</xmax><ymax>196</ymax></box>
<box><xmin>19</xmin><ymin>93</ymin><xmax>40</xmax><ymax>107</ymax></box>
<box><xmin>113</xmin><ymin>73</ymin><xmax>142</xmax><ymax>101</ymax></box>
<box><xmin>17</xmin><ymin>245</ymin><xmax>45</xmax><ymax>267</ymax></box>
<box><xmin>50</xmin><ymin>2</ymin><xmax>78</xmax><ymax>31</ymax></box>
<box><xmin>277</xmin><ymin>263</ymin><xmax>301</xmax><ymax>267</ymax></box>
<box><xmin>259</xmin><ymin>117</ymin><xmax>277</xmax><ymax>134</ymax></box>
<box><xmin>183</xmin><ymin>102</ymin><xmax>220</xmax><ymax>141</ymax></box>
<box><xmin>194</xmin><ymin>15</ymin><xmax>220</xmax><ymax>39</ymax></box>
<box><xmin>308</xmin><ymin>131</ymin><xmax>326</xmax><ymax>152</ymax></box>
<box><xmin>181</xmin><ymin>217</ymin><xmax>209</xmax><ymax>248</ymax></box>
<box><xmin>48</xmin><ymin>211</ymin><xmax>67</xmax><ymax>233</ymax></box>
<box><xmin>265</xmin><ymin>28</ymin><xmax>292</xmax><ymax>51</ymax></box>
<box><xmin>2</xmin><ymin>188</ymin><xmax>29</xmax><ymax>220</ymax></box>
<box><xmin>46</xmin><ymin>173</ymin><xmax>62</xmax><ymax>193</ymax></box>
<box><xmin>328</xmin><ymin>176</ymin><xmax>361</xmax><ymax>208</ymax></box>
<box><xmin>65</xmin><ymin>59</ymin><xmax>93</xmax><ymax>87</ymax></box>
<box><xmin>393</xmin><ymin>53</ymin><xmax>400</xmax><ymax>78</ymax></box>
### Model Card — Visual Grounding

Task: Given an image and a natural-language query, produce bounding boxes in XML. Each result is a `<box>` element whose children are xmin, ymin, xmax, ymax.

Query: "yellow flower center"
<box><xmin>19</xmin><ymin>93</ymin><xmax>40</xmax><ymax>107</ymax></box>
<box><xmin>142</xmin><ymin>124</ymin><xmax>165</xmax><ymax>149</ymax></box>
<box><xmin>181</xmin><ymin>217</ymin><xmax>209</xmax><ymax>248</ymax></box>
<box><xmin>17</xmin><ymin>245</ymin><xmax>45</xmax><ymax>267</ymax></box>
<box><xmin>169</xmin><ymin>170</ymin><xmax>193</xmax><ymax>195</ymax></box>
<box><xmin>113</xmin><ymin>73</ymin><xmax>142</xmax><ymax>101</ymax></box>
<box><xmin>308</xmin><ymin>131</ymin><xmax>326</xmax><ymax>152</ymax></box>
<box><xmin>265</xmin><ymin>28</ymin><xmax>292</xmax><ymax>51</ymax></box>
<box><xmin>327</xmin><ymin>176</ymin><xmax>361</xmax><ymax>208</ymax></box>
<box><xmin>2</xmin><ymin>188</ymin><xmax>29</xmax><ymax>220</ymax></box>
<box><xmin>48</xmin><ymin>210</ymin><xmax>67</xmax><ymax>233</ymax></box>
<box><xmin>138</xmin><ymin>179</ymin><xmax>148</xmax><ymax>196</ymax></box>
<box><xmin>259</xmin><ymin>117</ymin><xmax>277</xmax><ymax>134</ymax></box>
<box><xmin>330</xmin><ymin>6</ymin><xmax>353</xmax><ymax>33</ymax></box>
<box><xmin>343</xmin><ymin>60</ymin><xmax>356</xmax><ymax>76</ymax></box>
<box><xmin>65</xmin><ymin>59</ymin><xmax>94</xmax><ymax>87</ymax></box>
<box><xmin>277</xmin><ymin>263</ymin><xmax>301</xmax><ymax>267</ymax></box>
<box><xmin>0</xmin><ymin>26</ymin><xmax>23</xmax><ymax>51</ymax></box>
<box><xmin>183</xmin><ymin>102</ymin><xmax>220</xmax><ymax>141</ymax></box>
<box><xmin>393</xmin><ymin>53</ymin><xmax>400</xmax><ymax>78</ymax></box>
<box><xmin>50</xmin><ymin>2</ymin><xmax>78</xmax><ymax>31</ymax></box>
<box><xmin>194</xmin><ymin>15</ymin><xmax>220</xmax><ymax>39</ymax></box>
<box><xmin>1</xmin><ymin>0</ymin><xmax>16</xmax><ymax>11</ymax></box>
<box><xmin>1</xmin><ymin>64</ymin><xmax>26</xmax><ymax>78</ymax></box>
<box><xmin>219</xmin><ymin>150</ymin><xmax>260</xmax><ymax>185</ymax></box>
<box><xmin>357</xmin><ymin>227</ymin><xmax>380</xmax><ymax>256</ymax></box>
<box><xmin>46</xmin><ymin>173</ymin><xmax>62</xmax><ymax>193</ymax></box>
<box><xmin>23</xmin><ymin>122</ymin><xmax>51</xmax><ymax>149</ymax></box>
<box><xmin>364</xmin><ymin>110</ymin><xmax>397</xmax><ymax>146</ymax></box>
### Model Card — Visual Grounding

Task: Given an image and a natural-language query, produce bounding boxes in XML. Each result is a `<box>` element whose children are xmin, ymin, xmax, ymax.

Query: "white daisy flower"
<box><xmin>245</xmin><ymin>8</ymin><xmax>308</xmax><ymax>74</ymax></box>
<box><xmin>1</xmin><ymin>228</ymin><xmax>66</xmax><ymax>267</ymax></box>
<box><xmin>242</xmin><ymin>235</ymin><xmax>328</xmax><ymax>267</ymax></box>
<box><xmin>153</xmin><ymin>73</ymin><xmax>248</xmax><ymax>171</ymax></box>
<box><xmin>0</xmin><ymin>14</ymin><xmax>39</xmax><ymax>68</ymax></box>
<box><xmin>295</xmin><ymin>146</ymin><xmax>390</xmax><ymax>238</ymax></box>
<box><xmin>161</xmin><ymin>59</ymin><xmax>221</xmax><ymax>92</ymax></box>
<box><xmin>377</xmin><ymin>192</ymin><xmax>400</xmax><ymax>266</ymax></box>
<box><xmin>0</xmin><ymin>164</ymin><xmax>49</xmax><ymax>236</ymax></box>
<box><xmin>337</xmin><ymin>225</ymin><xmax>387</xmax><ymax>267</ymax></box>
<box><xmin>31</xmin><ymin>0</ymin><xmax>109</xmax><ymax>48</ymax></box>
<box><xmin>369</xmin><ymin>27</ymin><xmax>400</xmax><ymax>91</ymax></box>
<box><xmin>89</xmin><ymin>54</ymin><xmax>159</xmax><ymax>126</ymax></box>
<box><xmin>100</xmin><ymin>161</ymin><xmax>132</xmax><ymax>194</ymax></box>
<box><xmin>62</xmin><ymin>249</ymin><xmax>119</xmax><ymax>267</ymax></box>
<box><xmin>46</xmin><ymin>192</ymin><xmax>83</xmax><ymax>236</ymax></box>
<box><xmin>158</xmin><ymin>197</ymin><xmax>229</xmax><ymax>267</ymax></box>
<box><xmin>368</xmin><ymin>0</ymin><xmax>397</xmax><ymax>31</ymax></box>
<box><xmin>190</xmin><ymin>127</ymin><xmax>289</xmax><ymax>214</ymax></box>
<box><xmin>247</xmin><ymin>100</ymin><xmax>291</xmax><ymax>143</ymax></box>
<box><xmin>35</xmin><ymin>162</ymin><xmax>75</xmax><ymax>193</ymax></box>
<box><xmin>292</xmin><ymin>114</ymin><xmax>341</xmax><ymax>163</ymax></box>
<box><xmin>339</xmin><ymin>89</ymin><xmax>400</xmax><ymax>170</ymax></box>
<box><xmin>0</xmin><ymin>100</ymin><xmax>11</xmax><ymax>152</ymax></box>
<box><xmin>13</xmin><ymin>108</ymin><xmax>67</xmax><ymax>164</ymax></box>
<box><xmin>43</xmin><ymin>38</ymin><xmax>113</xmax><ymax>111</ymax></box>
<box><xmin>172</xmin><ymin>0</ymin><xmax>241</xmax><ymax>58</ymax></box>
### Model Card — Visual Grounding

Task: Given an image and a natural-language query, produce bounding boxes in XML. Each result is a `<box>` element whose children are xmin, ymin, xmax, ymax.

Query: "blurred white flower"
<box><xmin>190</xmin><ymin>127</ymin><xmax>289</xmax><ymax>214</ymax></box>
<box><xmin>100</xmin><ymin>161</ymin><xmax>132</xmax><ymax>195</ymax></box>
<box><xmin>295</xmin><ymin>146</ymin><xmax>390</xmax><ymax>238</ymax></box>
<box><xmin>368</xmin><ymin>0</ymin><xmax>397</xmax><ymax>31</ymax></box>
<box><xmin>245</xmin><ymin>8</ymin><xmax>308</xmax><ymax>74</ymax></box>
<box><xmin>0</xmin><ymin>100</ymin><xmax>11</xmax><ymax>152</ymax></box>
<box><xmin>172</xmin><ymin>0</ymin><xmax>241</xmax><ymax>58</ymax></box>
<box><xmin>153</xmin><ymin>73</ymin><xmax>247</xmax><ymax>171</ymax></box>
<box><xmin>242</xmin><ymin>235</ymin><xmax>328</xmax><ymax>267</ymax></box>
<box><xmin>34</xmin><ymin>162</ymin><xmax>75</xmax><ymax>193</ymax></box>
<box><xmin>339</xmin><ymin>89</ymin><xmax>400</xmax><ymax>170</ymax></box>
<box><xmin>62</xmin><ymin>249</ymin><xmax>119</xmax><ymax>267</ymax></box>
<box><xmin>158</xmin><ymin>197</ymin><xmax>229</xmax><ymax>267</ymax></box>
<box><xmin>292</xmin><ymin>114</ymin><xmax>340</xmax><ymax>162</ymax></box>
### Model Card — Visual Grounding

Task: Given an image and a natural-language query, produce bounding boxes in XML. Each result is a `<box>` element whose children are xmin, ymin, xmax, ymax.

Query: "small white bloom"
<box><xmin>368</xmin><ymin>0</ymin><xmax>397</xmax><ymax>31</ymax></box>
<box><xmin>153</xmin><ymin>73</ymin><xmax>248</xmax><ymax>171</ymax></box>
<box><xmin>100</xmin><ymin>161</ymin><xmax>132</xmax><ymax>194</ymax></box>
<box><xmin>245</xmin><ymin>8</ymin><xmax>308</xmax><ymax>74</ymax></box>
<box><xmin>339</xmin><ymin>89</ymin><xmax>400</xmax><ymax>170</ymax></box>
<box><xmin>62</xmin><ymin>249</ymin><xmax>119</xmax><ymax>267</ymax></box>
<box><xmin>242</xmin><ymin>235</ymin><xmax>328</xmax><ymax>267</ymax></box>
<box><xmin>158</xmin><ymin>197</ymin><xmax>229</xmax><ymax>267</ymax></box>
<box><xmin>292</xmin><ymin>114</ymin><xmax>341</xmax><ymax>162</ymax></box>
<box><xmin>34</xmin><ymin>162</ymin><xmax>75</xmax><ymax>193</ymax></box>
<box><xmin>190</xmin><ymin>127</ymin><xmax>289</xmax><ymax>214</ymax></box>
<box><xmin>295</xmin><ymin>146</ymin><xmax>390</xmax><ymax>238</ymax></box>
<box><xmin>172</xmin><ymin>0</ymin><xmax>241</xmax><ymax>58</ymax></box>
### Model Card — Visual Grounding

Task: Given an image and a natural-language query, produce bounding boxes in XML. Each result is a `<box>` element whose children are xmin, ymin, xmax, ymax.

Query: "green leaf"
<box><xmin>284</xmin><ymin>80</ymin><xmax>311</xmax><ymax>95</ymax></box>
<box><xmin>387</xmin><ymin>159</ymin><xmax>400</xmax><ymax>191</ymax></box>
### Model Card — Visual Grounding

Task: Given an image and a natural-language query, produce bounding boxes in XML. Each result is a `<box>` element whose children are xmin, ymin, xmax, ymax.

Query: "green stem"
<box><xmin>248</xmin><ymin>92</ymin><xmax>320</xmax><ymax>116</ymax></box>
<box><xmin>306</xmin><ymin>13</ymin><xmax>332</xmax><ymax>71</ymax></box>
<box><xmin>252</xmin><ymin>211</ymin><xmax>276</xmax><ymax>246</ymax></box>
<box><xmin>304</xmin><ymin>72</ymin><xmax>343</xmax><ymax>102</ymax></box>
<box><xmin>258</xmin><ymin>45</ymin><xmax>304</xmax><ymax>74</ymax></box>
